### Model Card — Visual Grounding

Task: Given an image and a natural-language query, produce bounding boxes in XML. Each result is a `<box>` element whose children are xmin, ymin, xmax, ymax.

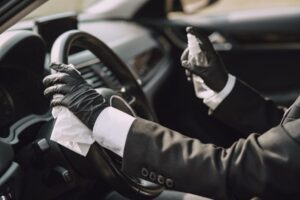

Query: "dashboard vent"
<box><xmin>78</xmin><ymin>66</ymin><xmax>104</xmax><ymax>88</ymax></box>
<box><xmin>77</xmin><ymin>62</ymin><xmax>122</xmax><ymax>89</ymax></box>
<box><xmin>99</xmin><ymin>64</ymin><xmax>122</xmax><ymax>89</ymax></box>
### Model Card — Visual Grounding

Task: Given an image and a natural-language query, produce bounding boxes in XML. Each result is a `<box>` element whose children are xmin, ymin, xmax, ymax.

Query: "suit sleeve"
<box><xmin>212</xmin><ymin>79</ymin><xmax>284</xmax><ymax>136</ymax></box>
<box><xmin>122</xmin><ymin>118</ymin><xmax>300</xmax><ymax>200</ymax></box>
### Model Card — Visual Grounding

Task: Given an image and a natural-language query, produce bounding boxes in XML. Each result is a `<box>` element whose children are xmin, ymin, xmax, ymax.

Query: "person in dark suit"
<box><xmin>43</xmin><ymin>29</ymin><xmax>300</xmax><ymax>199</ymax></box>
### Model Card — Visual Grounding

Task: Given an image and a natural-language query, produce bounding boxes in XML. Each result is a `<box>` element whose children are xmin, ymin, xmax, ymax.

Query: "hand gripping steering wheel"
<box><xmin>50</xmin><ymin>30</ymin><xmax>163</xmax><ymax>199</ymax></box>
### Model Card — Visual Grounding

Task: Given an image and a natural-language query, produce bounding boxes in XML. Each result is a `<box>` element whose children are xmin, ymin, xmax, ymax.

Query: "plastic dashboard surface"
<box><xmin>73</xmin><ymin>20</ymin><xmax>172</xmax><ymax>105</ymax></box>
<box><xmin>11</xmin><ymin>19</ymin><xmax>172</xmax><ymax>104</ymax></box>
<box><xmin>0</xmin><ymin>17</ymin><xmax>173</xmax><ymax>200</ymax></box>
<box><xmin>2</xmin><ymin>19</ymin><xmax>172</xmax><ymax>143</ymax></box>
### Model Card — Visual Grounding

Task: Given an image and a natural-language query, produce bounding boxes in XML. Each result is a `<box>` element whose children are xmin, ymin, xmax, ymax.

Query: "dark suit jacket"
<box><xmin>122</xmin><ymin>118</ymin><xmax>300</xmax><ymax>199</ymax></box>
<box><xmin>212</xmin><ymin>79</ymin><xmax>284</xmax><ymax>136</ymax></box>
<box><xmin>121</xmin><ymin>81</ymin><xmax>298</xmax><ymax>199</ymax></box>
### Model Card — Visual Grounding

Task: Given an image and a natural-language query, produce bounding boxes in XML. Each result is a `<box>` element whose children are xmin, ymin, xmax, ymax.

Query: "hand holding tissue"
<box><xmin>181</xmin><ymin>27</ymin><xmax>228</xmax><ymax>92</ymax></box>
<box><xmin>43</xmin><ymin>63</ymin><xmax>109</xmax><ymax>156</ymax></box>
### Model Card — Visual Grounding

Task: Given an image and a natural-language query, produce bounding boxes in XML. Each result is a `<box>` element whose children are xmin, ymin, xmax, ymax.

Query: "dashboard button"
<box><xmin>46</xmin><ymin>166</ymin><xmax>73</xmax><ymax>186</ymax></box>
<box><xmin>32</xmin><ymin>138</ymin><xmax>50</xmax><ymax>155</ymax></box>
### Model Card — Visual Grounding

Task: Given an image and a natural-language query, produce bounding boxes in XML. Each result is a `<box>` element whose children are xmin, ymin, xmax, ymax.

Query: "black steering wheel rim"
<box><xmin>50</xmin><ymin>30</ymin><xmax>163</xmax><ymax>199</ymax></box>
<box><xmin>51</xmin><ymin>30</ymin><xmax>156</xmax><ymax>121</ymax></box>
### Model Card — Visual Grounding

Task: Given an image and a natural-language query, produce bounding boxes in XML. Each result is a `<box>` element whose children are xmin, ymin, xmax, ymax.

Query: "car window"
<box><xmin>168</xmin><ymin>0</ymin><xmax>300</xmax><ymax>18</ymax></box>
<box><xmin>23</xmin><ymin>0</ymin><xmax>99</xmax><ymax>20</ymax></box>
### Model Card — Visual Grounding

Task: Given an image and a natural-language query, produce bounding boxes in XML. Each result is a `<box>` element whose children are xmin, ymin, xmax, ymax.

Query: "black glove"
<box><xmin>181</xmin><ymin>27</ymin><xmax>228</xmax><ymax>92</ymax></box>
<box><xmin>43</xmin><ymin>63</ymin><xmax>108</xmax><ymax>129</ymax></box>
<box><xmin>281</xmin><ymin>96</ymin><xmax>300</xmax><ymax>125</ymax></box>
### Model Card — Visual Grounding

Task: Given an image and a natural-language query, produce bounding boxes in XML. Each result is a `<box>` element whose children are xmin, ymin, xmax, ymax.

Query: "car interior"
<box><xmin>1</xmin><ymin>0</ymin><xmax>300</xmax><ymax>199</ymax></box>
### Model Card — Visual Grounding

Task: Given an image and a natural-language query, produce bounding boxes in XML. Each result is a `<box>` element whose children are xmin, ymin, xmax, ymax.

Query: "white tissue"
<box><xmin>51</xmin><ymin>106</ymin><xmax>95</xmax><ymax>156</ymax></box>
<box><xmin>187</xmin><ymin>33</ymin><xmax>201</xmax><ymax>57</ymax></box>
<box><xmin>187</xmin><ymin>32</ymin><xmax>214</xmax><ymax>98</ymax></box>
<box><xmin>192</xmin><ymin>75</ymin><xmax>216</xmax><ymax>99</ymax></box>
<box><xmin>187</xmin><ymin>33</ymin><xmax>208</xmax><ymax>67</ymax></box>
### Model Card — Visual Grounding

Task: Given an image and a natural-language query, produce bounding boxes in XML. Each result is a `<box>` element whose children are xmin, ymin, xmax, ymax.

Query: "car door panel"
<box><xmin>183</xmin><ymin>6</ymin><xmax>300</xmax><ymax>106</ymax></box>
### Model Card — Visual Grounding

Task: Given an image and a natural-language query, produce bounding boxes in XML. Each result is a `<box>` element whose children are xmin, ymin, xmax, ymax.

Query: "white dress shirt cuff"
<box><xmin>203</xmin><ymin>74</ymin><xmax>236</xmax><ymax>111</ymax></box>
<box><xmin>92</xmin><ymin>107</ymin><xmax>135</xmax><ymax>157</ymax></box>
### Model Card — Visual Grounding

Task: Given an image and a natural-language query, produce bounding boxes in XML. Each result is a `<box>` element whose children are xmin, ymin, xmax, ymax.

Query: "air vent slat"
<box><xmin>82</xmin><ymin>72</ymin><xmax>96</xmax><ymax>79</ymax></box>
<box><xmin>93</xmin><ymin>81</ymin><xmax>104</xmax><ymax>88</ymax></box>
<box><xmin>79</xmin><ymin>67</ymin><xmax>92</xmax><ymax>74</ymax></box>
<box><xmin>77</xmin><ymin>62</ymin><xmax>121</xmax><ymax>89</ymax></box>
<box><xmin>78</xmin><ymin>66</ymin><xmax>104</xmax><ymax>89</ymax></box>
<box><xmin>88</xmin><ymin>76</ymin><xmax>101</xmax><ymax>83</ymax></box>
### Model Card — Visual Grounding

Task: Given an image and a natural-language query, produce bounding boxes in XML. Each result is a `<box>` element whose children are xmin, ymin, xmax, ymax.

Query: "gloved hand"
<box><xmin>181</xmin><ymin>27</ymin><xmax>228</xmax><ymax>92</ymax></box>
<box><xmin>43</xmin><ymin>63</ymin><xmax>108</xmax><ymax>129</ymax></box>
<box><xmin>281</xmin><ymin>96</ymin><xmax>300</xmax><ymax>125</ymax></box>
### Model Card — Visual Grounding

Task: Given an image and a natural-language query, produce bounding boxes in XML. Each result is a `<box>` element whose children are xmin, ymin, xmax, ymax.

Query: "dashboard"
<box><xmin>0</xmin><ymin>67</ymin><xmax>47</xmax><ymax>137</ymax></box>
<box><xmin>0</xmin><ymin>16</ymin><xmax>173</xmax><ymax>200</ymax></box>
<box><xmin>75</xmin><ymin>20</ymin><xmax>172</xmax><ymax>101</ymax></box>
<box><xmin>0</xmin><ymin>17</ymin><xmax>172</xmax><ymax>142</ymax></box>
<box><xmin>0</xmin><ymin>30</ymin><xmax>49</xmax><ymax>140</ymax></box>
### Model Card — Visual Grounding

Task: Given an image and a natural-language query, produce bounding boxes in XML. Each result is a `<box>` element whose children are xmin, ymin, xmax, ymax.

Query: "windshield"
<box><xmin>24</xmin><ymin>0</ymin><xmax>99</xmax><ymax>20</ymax></box>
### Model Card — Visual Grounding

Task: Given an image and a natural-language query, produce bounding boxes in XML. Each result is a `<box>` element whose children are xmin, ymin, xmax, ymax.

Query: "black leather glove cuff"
<box><xmin>281</xmin><ymin>96</ymin><xmax>300</xmax><ymax>125</ymax></box>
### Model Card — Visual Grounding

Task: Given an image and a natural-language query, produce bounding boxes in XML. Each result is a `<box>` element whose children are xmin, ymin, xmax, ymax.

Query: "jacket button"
<box><xmin>157</xmin><ymin>175</ymin><xmax>165</xmax><ymax>185</ymax></box>
<box><xmin>149</xmin><ymin>172</ymin><xmax>157</xmax><ymax>181</ymax></box>
<box><xmin>141</xmin><ymin>168</ymin><xmax>149</xmax><ymax>177</ymax></box>
<box><xmin>165</xmin><ymin>178</ymin><xmax>174</xmax><ymax>188</ymax></box>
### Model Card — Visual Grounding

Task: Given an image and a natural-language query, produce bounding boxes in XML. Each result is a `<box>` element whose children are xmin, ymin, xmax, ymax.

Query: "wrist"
<box><xmin>219</xmin><ymin>73</ymin><xmax>229</xmax><ymax>92</ymax></box>
<box><xmin>202</xmin><ymin>74</ymin><xmax>236</xmax><ymax>111</ymax></box>
<box><xmin>200</xmin><ymin>69</ymin><xmax>229</xmax><ymax>92</ymax></box>
<box><xmin>92</xmin><ymin>106</ymin><xmax>136</xmax><ymax>157</ymax></box>
<box><xmin>88</xmin><ymin>102</ymin><xmax>109</xmax><ymax>129</ymax></box>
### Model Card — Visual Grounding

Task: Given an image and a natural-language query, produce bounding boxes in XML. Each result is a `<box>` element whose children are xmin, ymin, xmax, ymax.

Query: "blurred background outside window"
<box><xmin>169</xmin><ymin>0</ymin><xmax>300</xmax><ymax>18</ymax></box>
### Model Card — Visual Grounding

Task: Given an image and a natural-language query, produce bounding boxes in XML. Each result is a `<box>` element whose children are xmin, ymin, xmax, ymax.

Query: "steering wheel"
<box><xmin>50</xmin><ymin>30</ymin><xmax>164</xmax><ymax>199</ymax></box>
